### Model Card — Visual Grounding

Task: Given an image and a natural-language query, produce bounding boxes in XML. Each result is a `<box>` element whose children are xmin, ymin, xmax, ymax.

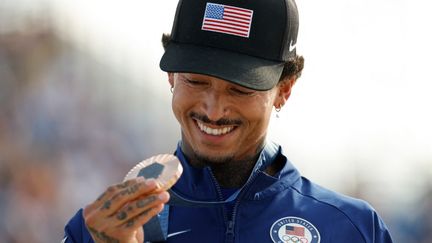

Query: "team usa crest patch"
<box><xmin>270</xmin><ymin>217</ymin><xmax>321</xmax><ymax>243</ymax></box>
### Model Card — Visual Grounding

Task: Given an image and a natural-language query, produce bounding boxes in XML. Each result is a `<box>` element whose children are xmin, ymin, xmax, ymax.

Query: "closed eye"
<box><xmin>185</xmin><ymin>78</ymin><xmax>208</xmax><ymax>86</ymax></box>
<box><xmin>231</xmin><ymin>87</ymin><xmax>255</xmax><ymax>96</ymax></box>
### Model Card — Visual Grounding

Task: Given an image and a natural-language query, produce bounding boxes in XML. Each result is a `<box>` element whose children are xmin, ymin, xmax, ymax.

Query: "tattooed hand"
<box><xmin>83</xmin><ymin>177</ymin><xmax>170</xmax><ymax>243</ymax></box>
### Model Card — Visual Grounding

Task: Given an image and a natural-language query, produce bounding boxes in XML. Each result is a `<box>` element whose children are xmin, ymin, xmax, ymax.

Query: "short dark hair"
<box><xmin>161</xmin><ymin>33</ymin><xmax>304</xmax><ymax>83</ymax></box>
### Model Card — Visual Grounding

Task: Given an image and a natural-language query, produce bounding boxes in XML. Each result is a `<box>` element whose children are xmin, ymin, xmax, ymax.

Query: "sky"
<box><xmin>4</xmin><ymin>0</ymin><xmax>432</xmax><ymax>201</ymax></box>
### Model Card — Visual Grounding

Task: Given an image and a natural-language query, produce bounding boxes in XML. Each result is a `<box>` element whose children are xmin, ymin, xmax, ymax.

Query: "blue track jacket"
<box><xmin>63</xmin><ymin>142</ymin><xmax>393</xmax><ymax>242</ymax></box>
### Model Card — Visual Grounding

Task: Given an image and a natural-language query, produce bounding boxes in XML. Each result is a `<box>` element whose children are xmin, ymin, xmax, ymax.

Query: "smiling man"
<box><xmin>167</xmin><ymin>72</ymin><xmax>293</xmax><ymax>188</ymax></box>
<box><xmin>63</xmin><ymin>0</ymin><xmax>393</xmax><ymax>242</ymax></box>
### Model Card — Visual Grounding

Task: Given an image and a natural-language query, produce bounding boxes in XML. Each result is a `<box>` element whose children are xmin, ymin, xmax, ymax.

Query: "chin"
<box><xmin>193</xmin><ymin>148</ymin><xmax>234</xmax><ymax>165</ymax></box>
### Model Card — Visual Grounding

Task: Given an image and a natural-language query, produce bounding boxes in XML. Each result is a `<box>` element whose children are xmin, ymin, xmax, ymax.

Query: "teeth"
<box><xmin>222</xmin><ymin>127</ymin><xmax>228</xmax><ymax>134</ymax></box>
<box><xmin>197</xmin><ymin>121</ymin><xmax>234</xmax><ymax>136</ymax></box>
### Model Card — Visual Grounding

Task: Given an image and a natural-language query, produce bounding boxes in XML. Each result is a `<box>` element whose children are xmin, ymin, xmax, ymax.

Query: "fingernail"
<box><xmin>145</xmin><ymin>178</ymin><xmax>156</xmax><ymax>186</ymax></box>
<box><xmin>158</xmin><ymin>192</ymin><xmax>169</xmax><ymax>201</ymax></box>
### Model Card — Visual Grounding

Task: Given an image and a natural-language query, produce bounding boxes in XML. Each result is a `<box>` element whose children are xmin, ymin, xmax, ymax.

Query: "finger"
<box><xmin>109</xmin><ymin>191</ymin><xmax>170</xmax><ymax>228</ymax></box>
<box><xmin>119</xmin><ymin>203</ymin><xmax>166</xmax><ymax>232</ymax></box>
<box><xmin>98</xmin><ymin>178</ymin><xmax>159</xmax><ymax>216</ymax></box>
<box><xmin>88</xmin><ymin>204</ymin><xmax>165</xmax><ymax>242</ymax></box>
<box><xmin>84</xmin><ymin>178</ymin><xmax>146</xmax><ymax>215</ymax></box>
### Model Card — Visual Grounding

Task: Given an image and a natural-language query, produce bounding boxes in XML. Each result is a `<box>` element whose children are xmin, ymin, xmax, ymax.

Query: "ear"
<box><xmin>168</xmin><ymin>72</ymin><xmax>174</xmax><ymax>87</ymax></box>
<box><xmin>274</xmin><ymin>77</ymin><xmax>296</xmax><ymax>108</ymax></box>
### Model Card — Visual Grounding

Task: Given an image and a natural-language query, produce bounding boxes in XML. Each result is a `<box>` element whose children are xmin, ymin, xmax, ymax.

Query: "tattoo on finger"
<box><xmin>88</xmin><ymin>227</ymin><xmax>120</xmax><ymax>243</ymax></box>
<box><xmin>116</xmin><ymin>211</ymin><xmax>128</xmax><ymax>221</ymax></box>
<box><xmin>136</xmin><ymin>196</ymin><xmax>156</xmax><ymax>208</ymax></box>
<box><xmin>126</xmin><ymin>218</ymin><xmax>135</xmax><ymax>228</ymax></box>
<box><xmin>116</xmin><ymin>180</ymin><xmax>131</xmax><ymax>189</ymax></box>
<box><xmin>100</xmin><ymin>184</ymin><xmax>146</xmax><ymax>211</ymax></box>
<box><xmin>111</xmin><ymin>184</ymin><xmax>142</xmax><ymax>202</ymax></box>
<box><xmin>101</xmin><ymin>200</ymin><xmax>112</xmax><ymax>210</ymax></box>
<box><xmin>123</xmin><ymin>184</ymin><xmax>141</xmax><ymax>195</ymax></box>
<box><xmin>125</xmin><ymin>209</ymin><xmax>151</xmax><ymax>228</ymax></box>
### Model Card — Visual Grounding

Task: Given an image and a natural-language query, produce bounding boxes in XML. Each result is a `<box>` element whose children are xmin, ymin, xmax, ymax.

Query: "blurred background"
<box><xmin>0</xmin><ymin>0</ymin><xmax>431</xmax><ymax>242</ymax></box>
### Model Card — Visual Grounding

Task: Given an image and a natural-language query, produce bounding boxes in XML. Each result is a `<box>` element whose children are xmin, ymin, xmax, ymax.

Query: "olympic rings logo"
<box><xmin>281</xmin><ymin>235</ymin><xmax>309</xmax><ymax>243</ymax></box>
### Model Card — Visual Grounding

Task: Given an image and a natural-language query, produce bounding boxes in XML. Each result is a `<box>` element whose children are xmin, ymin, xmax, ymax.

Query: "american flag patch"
<box><xmin>286</xmin><ymin>225</ymin><xmax>305</xmax><ymax>237</ymax></box>
<box><xmin>201</xmin><ymin>3</ymin><xmax>253</xmax><ymax>38</ymax></box>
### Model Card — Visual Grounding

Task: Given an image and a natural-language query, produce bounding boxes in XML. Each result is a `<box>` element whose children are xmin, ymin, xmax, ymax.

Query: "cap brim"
<box><xmin>160</xmin><ymin>42</ymin><xmax>284</xmax><ymax>91</ymax></box>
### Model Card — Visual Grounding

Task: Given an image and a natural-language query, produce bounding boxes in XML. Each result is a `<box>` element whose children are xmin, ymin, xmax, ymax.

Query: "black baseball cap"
<box><xmin>160</xmin><ymin>0</ymin><xmax>299</xmax><ymax>91</ymax></box>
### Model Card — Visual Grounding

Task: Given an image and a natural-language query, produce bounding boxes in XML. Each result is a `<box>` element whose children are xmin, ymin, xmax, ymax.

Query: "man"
<box><xmin>64</xmin><ymin>0</ymin><xmax>393</xmax><ymax>242</ymax></box>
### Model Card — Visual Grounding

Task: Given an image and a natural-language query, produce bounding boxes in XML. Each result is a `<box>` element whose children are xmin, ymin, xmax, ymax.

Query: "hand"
<box><xmin>83</xmin><ymin>177</ymin><xmax>170</xmax><ymax>243</ymax></box>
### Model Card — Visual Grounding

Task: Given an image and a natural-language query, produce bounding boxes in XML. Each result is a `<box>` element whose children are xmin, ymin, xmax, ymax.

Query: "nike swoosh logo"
<box><xmin>167</xmin><ymin>229</ymin><xmax>191</xmax><ymax>238</ymax></box>
<box><xmin>289</xmin><ymin>40</ymin><xmax>296</xmax><ymax>52</ymax></box>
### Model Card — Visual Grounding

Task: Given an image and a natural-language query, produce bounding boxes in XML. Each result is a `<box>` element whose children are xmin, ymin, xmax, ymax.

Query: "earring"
<box><xmin>275</xmin><ymin>105</ymin><xmax>282</xmax><ymax>118</ymax></box>
<box><xmin>170</xmin><ymin>86</ymin><xmax>174</xmax><ymax>93</ymax></box>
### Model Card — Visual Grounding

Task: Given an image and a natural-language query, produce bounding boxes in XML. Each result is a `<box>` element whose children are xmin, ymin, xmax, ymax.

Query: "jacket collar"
<box><xmin>173</xmin><ymin>141</ymin><xmax>301</xmax><ymax>201</ymax></box>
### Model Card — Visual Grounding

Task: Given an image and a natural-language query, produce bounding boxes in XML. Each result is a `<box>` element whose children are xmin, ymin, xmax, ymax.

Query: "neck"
<box><xmin>181</xmin><ymin>140</ymin><xmax>265</xmax><ymax>188</ymax></box>
<box><xmin>209</xmin><ymin>155</ymin><xmax>259</xmax><ymax>188</ymax></box>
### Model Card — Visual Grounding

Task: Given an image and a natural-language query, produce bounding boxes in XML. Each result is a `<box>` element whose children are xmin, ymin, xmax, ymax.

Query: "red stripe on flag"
<box><xmin>224</xmin><ymin>5</ymin><xmax>253</xmax><ymax>13</ymax></box>
<box><xmin>202</xmin><ymin>26</ymin><xmax>248</xmax><ymax>37</ymax></box>
<box><xmin>224</xmin><ymin>9</ymin><xmax>252</xmax><ymax>18</ymax></box>
<box><xmin>203</xmin><ymin>22</ymin><xmax>249</xmax><ymax>32</ymax></box>
<box><xmin>219</xmin><ymin>16</ymin><xmax>251</xmax><ymax>25</ymax></box>
<box><xmin>223</xmin><ymin>13</ymin><xmax>252</xmax><ymax>21</ymax></box>
<box><xmin>205</xmin><ymin>19</ymin><xmax>250</xmax><ymax>28</ymax></box>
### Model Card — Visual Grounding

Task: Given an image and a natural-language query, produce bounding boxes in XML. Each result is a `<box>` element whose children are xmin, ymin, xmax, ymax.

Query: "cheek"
<box><xmin>251</xmin><ymin>95</ymin><xmax>276</xmax><ymax>127</ymax></box>
<box><xmin>171</xmin><ymin>94</ymin><xmax>184</xmax><ymax>123</ymax></box>
<box><xmin>243</xmin><ymin>98</ymin><xmax>274</xmax><ymax>130</ymax></box>
<box><xmin>250</xmin><ymin>95</ymin><xmax>276</xmax><ymax>118</ymax></box>
<box><xmin>171</xmin><ymin>89</ymin><xmax>197</xmax><ymax>124</ymax></box>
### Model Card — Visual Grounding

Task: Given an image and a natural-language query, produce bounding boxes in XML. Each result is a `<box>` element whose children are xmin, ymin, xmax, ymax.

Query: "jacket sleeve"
<box><xmin>373</xmin><ymin>211</ymin><xmax>393</xmax><ymax>243</ymax></box>
<box><xmin>63</xmin><ymin>208</ymin><xmax>93</xmax><ymax>243</ymax></box>
<box><xmin>345</xmin><ymin>199</ymin><xmax>393</xmax><ymax>243</ymax></box>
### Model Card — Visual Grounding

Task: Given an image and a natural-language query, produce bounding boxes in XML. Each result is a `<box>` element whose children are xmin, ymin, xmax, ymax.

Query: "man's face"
<box><xmin>169</xmin><ymin>73</ymin><xmax>282</xmax><ymax>164</ymax></box>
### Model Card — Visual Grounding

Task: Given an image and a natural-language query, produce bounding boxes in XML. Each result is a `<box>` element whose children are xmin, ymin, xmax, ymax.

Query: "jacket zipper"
<box><xmin>207</xmin><ymin>169</ymin><xmax>229</xmax><ymax>225</ymax></box>
<box><xmin>208</xmin><ymin>167</ymin><xmax>262</xmax><ymax>243</ymax></box>
<box><xmin>225</xmin><ymin>177</ymin><xmax>256</xmax><ymax>243</ymax></box>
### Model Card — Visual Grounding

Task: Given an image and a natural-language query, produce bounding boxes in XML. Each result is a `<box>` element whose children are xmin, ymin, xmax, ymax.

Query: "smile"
<box><xmin>196</xmin><ymin>121</ymin><xmax>235</xmax><ymax>136</ymax></box>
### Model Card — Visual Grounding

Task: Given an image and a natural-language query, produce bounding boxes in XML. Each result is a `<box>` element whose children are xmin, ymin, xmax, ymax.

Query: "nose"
<box><xmin>201</xmin><ymin>91</ymin><xmax>229</xmax><ymax>122</ymax></box>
